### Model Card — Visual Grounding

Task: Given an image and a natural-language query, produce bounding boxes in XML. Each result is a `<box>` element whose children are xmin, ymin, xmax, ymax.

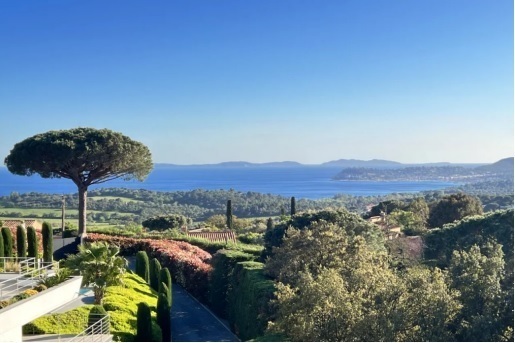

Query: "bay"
<box><xmin>0</xmin><ymin>166</ymin><xmax>457</xmax><ymax>199</ymax></box>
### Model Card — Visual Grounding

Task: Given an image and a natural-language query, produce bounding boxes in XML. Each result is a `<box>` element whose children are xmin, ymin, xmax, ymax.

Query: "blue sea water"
<box><xmin>0</xmin><ymin>166</ymin><xmax>457</xmax><ymax>199</ymax></box>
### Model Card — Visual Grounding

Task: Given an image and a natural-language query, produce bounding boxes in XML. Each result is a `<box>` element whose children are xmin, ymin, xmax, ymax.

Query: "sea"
<box><xmin>0</xmin><ymin>166</ymin><xmax>458</xmax><ymax>199</ymax></box>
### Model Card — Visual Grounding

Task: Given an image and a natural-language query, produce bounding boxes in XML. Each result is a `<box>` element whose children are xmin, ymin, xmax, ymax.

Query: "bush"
<box><xmin>136</xmin><ymin>302</ymin><xmax>153</xmax><ymax>342</ymax></box>
<box><xmin>156</xmin><ymin>292</ymin><xmax>171</xmax><ymax>341</ymax></box>
<box><xmin>149</xmin><ymin>258</ymin><xmax>161</xmax><ymax>291</ymax></box>
<box><xmin>103</xmin><ymin>273</ymin><xmax>161</xmax><ymax>341</ymax></box>
<box><xmin>136</xmin><ymin>251</ymin><xmax>150</xmax><ymax>283</ymax></box>
<box><xmin>23</xmin><ymin>306</ymin><xmax>92</xmax><ymax>334</ymax></box>
<box><xmin>42</xmin><ymin>222</ymin><xmax>53</xmax><ymax>262</ymax></box>
<box><xmin>88</xmin><ymin>305</ymin><xmax>108</xmax><ymax>334</ymax></box>
<box><xmin>209</xmin><ymin>250</ymin><xmax>256</xmax><ymax>318</ymax></box>
<box><xmin>142</xmin><ymin>214</ymin><xmax>192</xmax><ymax>231</ymax></box>
<box><xmin>32</xmin><ymin>284</ymin><xmax>47</xmax><ymax>292</ymax></box>
<box><xmin>16</xmin><ymin>225</ymin><xmax>27</xmax><ymax>258</ymax></box>
<box><xmin>227</xmin><ymin>261</ymin><xmax>276</xmax><ymax>341</ymax></box>
<box><xmin>87</xmin><ymin>234</ymin><xmax>212</xmax><ymax>301</ymax></box>
<box><xmin>27</xmin><ymin>226</ymin><xmax>38</xmax><ymax>259</ymax></box>
<box><xmin>2</xmin><ymin>227</ymin><xmax>13</xmax><ymax>258</ymax></box>
<box><xmin>159</xmin><ymin>268</ymin><xmax>172</xmax><ymax>306</ymax></box>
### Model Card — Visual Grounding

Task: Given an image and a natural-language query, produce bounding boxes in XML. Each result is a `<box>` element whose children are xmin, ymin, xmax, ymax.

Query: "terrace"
<box><xmin>0</xmin><ymin>257</ymin><xmax>110</xmax><ymax>342</ymax></box>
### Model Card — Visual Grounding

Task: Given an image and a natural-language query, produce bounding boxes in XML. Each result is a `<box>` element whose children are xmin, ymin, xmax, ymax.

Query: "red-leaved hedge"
<box><xmin>86</xmin><ymin>233</ymin><xmax>212</xmax><ymax>301</ymax></box>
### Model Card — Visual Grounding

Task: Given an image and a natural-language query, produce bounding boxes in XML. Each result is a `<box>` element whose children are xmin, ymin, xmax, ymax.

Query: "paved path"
<box><xmin>171</xmin><ymin>284</ymin><xmax>239</xmax><ymax>342</ymax></box>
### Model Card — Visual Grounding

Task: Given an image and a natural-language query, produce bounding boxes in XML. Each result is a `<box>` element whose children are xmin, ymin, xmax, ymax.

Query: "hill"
<box><xmin>475</xmin><ymin>157</ymin><xmax>514</xmax><ymax>174</ymax></box>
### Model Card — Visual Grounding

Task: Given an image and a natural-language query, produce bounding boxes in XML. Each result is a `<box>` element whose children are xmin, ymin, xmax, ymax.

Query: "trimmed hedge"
<box><xmin>227</xmin><ymin>261</ymin><xmax>275</xmax><ymax>341</ymax></box>
<box><xmin>136</xmin><ymin>251</ymin><xmax>150</xmax><ymax>283</ymax></box>
<box><xmin>87</xmin><ymin>234</ymin><xmax>212</xmax><ymax>301</ymax></box>
<box><xmin>149</xmin><ymin>258</ymin><xmax>161</xmax><ymax>291</ymax></box>
<box><xmin>1</xmin><ymin>227</ymin><xmax>13</xmax><ymax>258</ymax></box>
<box><xmin>42</xmin><ymin>222</ymin><xmax>53</xmax><ymax>262</ymax></box>
<box><xmin>159</xmin><ymin>268</ymin><xmax>172</xmax><ymax>306</ymax></box>
<box><xmin>23</xmin><ymin>306</ymin><xmax>92</xmax><ymax>334</ymax></box>
<box><xmin>156</xmin><ymin>292</ymin><xmax>171</xmax><ymax>341</ymax></box>
<box><xmin>209</xmin><ymin>249</ymin><xmax>256</xmax><ymax>318</ymax></box>
<box><xmin>103</xmin><ymin>272</ymin><xmax>161</xmax><ymax>341</ymax></box>
<box><xmin>16</xmin><ymin>225</ymin><xmax>27</xmax><ymax>257</ymax></box>
<box><xmin>136</xmin><ymin>302</ymin><xmax>153</xmax><ymax>342</ymax></box>
<box><xmin>27</xmin><ymin>226</ymin><xmax>38</xmax><ymax>259</ymax></box>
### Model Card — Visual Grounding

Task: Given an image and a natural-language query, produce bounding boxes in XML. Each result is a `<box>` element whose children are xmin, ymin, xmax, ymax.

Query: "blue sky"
<box><xmin>0</xmin><ymin>0</ymin><xmax>512</xmax><ymax>164</ymax></box>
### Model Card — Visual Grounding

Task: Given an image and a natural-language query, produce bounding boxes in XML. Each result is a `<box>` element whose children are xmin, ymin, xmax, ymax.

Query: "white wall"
<box><xmin>0</xmin><ymin>276</ymin><xmax>83</xmax><ymax>342</ymax></box>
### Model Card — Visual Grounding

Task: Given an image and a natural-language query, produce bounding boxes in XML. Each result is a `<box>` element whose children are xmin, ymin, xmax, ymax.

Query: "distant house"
<box><xmin>367</xmin><ymin>216</ymin><xmax>402</xmax><ymax>240</ymax></box>
<box><xmin>1</xmin><ymin>219</ymin><xmax>42</xmax><ymax>231</ymax></box>
<box><xmin>186</xmin><ymin>231</ymin><xmax>237</xmax><ymax>243</ymax></box>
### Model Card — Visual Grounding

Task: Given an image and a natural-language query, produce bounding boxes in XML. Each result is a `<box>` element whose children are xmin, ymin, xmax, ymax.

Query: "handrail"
<box><xmin>0</xmin><ymin>260</ymin><xmax>58</xmax><ymax>299</ymax></box>
<box><xmin>69</xmin><ymin>314</ymin><xmax>111</xmax><ymax>342</ymax></box>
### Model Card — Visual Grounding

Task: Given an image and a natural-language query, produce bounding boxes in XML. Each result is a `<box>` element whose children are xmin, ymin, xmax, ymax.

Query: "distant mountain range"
<box><xmin>154</xmin><ymin>158</ymin><xmax>500</xmax><ymax>169</ymax></box>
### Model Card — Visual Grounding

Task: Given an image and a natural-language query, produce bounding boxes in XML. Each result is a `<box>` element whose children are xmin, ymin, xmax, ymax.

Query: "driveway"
<box><xmin>171</xmin><ymin>284</ymin><xmax>239</xmax><ymax>342</ymax></box>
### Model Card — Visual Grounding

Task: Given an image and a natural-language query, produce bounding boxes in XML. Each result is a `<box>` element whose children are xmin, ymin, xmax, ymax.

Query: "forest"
<box><xmin>0</xmin><ymin>184</ymin><xmax>512</xmax><ymax>227</ymax></box>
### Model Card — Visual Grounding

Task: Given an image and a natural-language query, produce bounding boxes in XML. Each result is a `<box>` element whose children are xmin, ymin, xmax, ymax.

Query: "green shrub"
<box><xmin>159</xmin><ymin>268</ymin><xmax>172</xmax><ymax>306</ymax></box>
<box><xmin>159</xmin><ymin>282</ymin><xmax>171</xmax><ymax>307</ymax></box>
<box><xmin>88</xmin><ymin>305</ymin><xmax>108</xmax><ymax>334</ymax></box>
<box><xmin>32</xmin><ymin>284</ymin><xmax>47</xmax><ymax>292</ymax></box>
<box><xmin>103</xmin><ymin>273</ymin><xmax>161</xmax><ymax>341</ymax></box>
<box><xmin>149</xmin><ymin>258</ymin><xmax>161</xmax><ymax>291</ymax></box>
<box><xmin>135</xmin><ymin>251</ymin><xmax>150</xmax><ymax>283</ymax></box>
<box><xmin>16</xmin><ymin>225</ymin><xmax>27</xmax><ymax>258</ymax></box>
<box><xmin>27</xmin><ymin>226</ymin><xmax>38</xmax><ymax>259</ymax></box>
<box><xmin>209</xmin><ymin>249</ymin><xmax>256</xmax><ymax>318</ymax></box>
<box><xmin>227</xmin><ymin>261</ymin><xmax>275</xmax><ymax>341</ymax></box>
<box><xmin>23</xmin><ymin>306</ymin><xmax>92</xmax><ymax>334</ymax></box>
<box><xmin>2</xmin><ymin>227</ymin><xmax>13</xmax><ymax>258</ymax></box>
<box><xmin>136</xmin><ymin>302</ymin><xmax>153</xmax><ymax>342</ymax></box>
<box><xmin>42</xmin><ymin>222</ymin><xmax>53</xmax><ymax>262</ymax></box>
<box><xmin>156</xmin><ymin>292</ymin><xmax>171</xmax><ymax>341</ymax></box>
<box><xmin>0</xmin><ymin>230</ymin><xmax>4</xmax><ymax>267</ymax></box>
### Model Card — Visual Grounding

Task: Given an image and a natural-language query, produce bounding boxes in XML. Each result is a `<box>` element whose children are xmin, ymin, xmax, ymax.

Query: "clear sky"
<box><xmin>0</xmin><ymin>0</ymin><xmax>513</xmax><ymax>164</ymax></box>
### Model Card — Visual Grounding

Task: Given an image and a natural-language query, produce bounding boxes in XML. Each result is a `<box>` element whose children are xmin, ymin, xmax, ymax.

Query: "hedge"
<box><xmin>16</xmin><ymin>225</ymin><xmax>27</xmax><ymax>258</ymax></box>
<box><xmin>1</xmin><ymin>227</ymin><xmax>13</xmax><ymax>258</ymax></box>
<box><xmin>227</xmin><ymin>261</ymin><xmax>275</xmax><ymax>341</ymax></box>
<box><xmin>87</xmin><ymin>234</ymin><xmax>212</xmax><ymax>301</ymax></box>
<box><xmin>208</xmin><ymin>249</ymin><xmax>256</xmax><ymax>318</ymax></box>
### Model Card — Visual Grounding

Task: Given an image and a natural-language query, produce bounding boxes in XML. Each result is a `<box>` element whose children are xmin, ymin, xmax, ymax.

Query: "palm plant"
<box><xmin>64</xmin><ymin>242</ymin><xmax>127</xmax><ymax>304</ymax></box>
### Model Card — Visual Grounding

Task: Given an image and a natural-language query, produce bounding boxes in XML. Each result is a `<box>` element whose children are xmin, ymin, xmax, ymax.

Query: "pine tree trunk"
<box><xmin>78</xmin><ymin>185</ymin><xmax>88</xmax><ymax>236</ymax></box>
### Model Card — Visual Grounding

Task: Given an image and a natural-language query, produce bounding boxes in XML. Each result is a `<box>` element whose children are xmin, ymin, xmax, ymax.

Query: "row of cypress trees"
<box><xmin>0</xmin><ymin>222</ymin><xmax>53</xmax><ymax>263</ymax></box>
<box><xmin>135</xmin><ymin>250</ymin><xmax>173</xmax><ymax>341</ymax></box>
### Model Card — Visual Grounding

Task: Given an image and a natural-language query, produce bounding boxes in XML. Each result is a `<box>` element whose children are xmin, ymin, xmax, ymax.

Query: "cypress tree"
<box><xmin>159</xmin><ymin>282</ymin><xmax>171</xmax><ymax>307</ymax></box>
<box><xmin>159</xmin><ymin>267</ymin><xmax>172</xmax><ymax>306</ymax></box>
<box><xmin>2</xmin><ymin>227</ymin><xmax>13</xmax><ymax>259</ymax></box>
<box><xmin>0</xmin><ymin>231</ymin><xmax>4</xmax><ymax>268</ymax></box>
<box><xmin>266</xmin><ymin>217</ymin><xmax>274</xmax><ymax>231</ymax></box>
<box><xmin>42</xmin><ymin>222</ymin><xmax>53</xmax><ymax>263</ymax></box>
<box><xmin>226</xmin><ymin>200</ymin><xmax>233</xmax><ymax>230</ymax></box>
<box><xmin>136</xmin><ymin>251</ymin><xmax>150</xmax><ymax>283</ymax></box>
<box><xmin>156</xmin><ymin>292</ymin><xmax>171</xmax><ymax>341</ymax></box>
<box><xmin>16</xmin><ymin>225</ymin><xmax>27</xmax><ymax>258</ymax></box>
<box><xmin>136</xmin><ymin>302</ymin><xmax>153</xmax><ymax>342</ymax></box>
<box><xmin>27</xmin><ymin>226</ymin><xmax>38</xmax><ymax>259</ymax></box>
<box><xmin>149</xmin><ymin>258</ymin><xmax>162</xmax><ymax>291</ymax></box>
<box><xmin>290</xmin><ymin>196</ymin><xmax>296</xmax><ymax>216</ymax></box>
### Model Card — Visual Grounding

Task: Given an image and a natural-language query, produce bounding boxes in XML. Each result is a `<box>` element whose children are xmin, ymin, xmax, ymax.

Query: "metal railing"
<box><xmin>0</xmin><ymin>257</ymin><xmax>37</xmax><ymax>274</ymax></box>
<box><xmin>0</xmin><ymin>260</ymin><xmax>58</xmax><ymax>299</ymax></box>
<box><xmin>69</xmin><ymin>314</ymin><xmax>111</xmax><ymax>342</ymax></box>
